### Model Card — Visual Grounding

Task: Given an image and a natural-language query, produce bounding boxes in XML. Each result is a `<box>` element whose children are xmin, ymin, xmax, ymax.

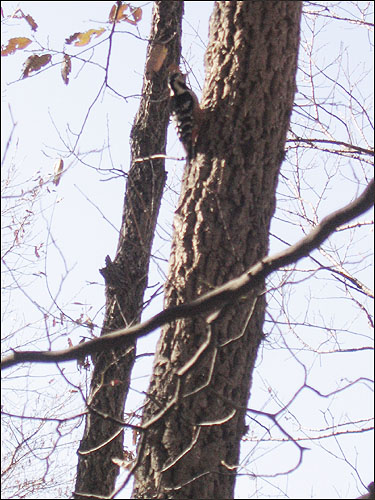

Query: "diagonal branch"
<box><xmin>2</xmin><ymin>179</ymin><xmax>373</xmax><ymax>370</ymax></box>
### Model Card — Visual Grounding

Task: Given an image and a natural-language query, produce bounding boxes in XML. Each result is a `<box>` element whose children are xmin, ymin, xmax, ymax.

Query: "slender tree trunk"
<box><xmin>73</xmin><ymin>3</ymin><xmax>184</xmax><ymax>497</ymax></box>
<box><xmin>132</xmin><ymin>2</ymin><xmax>302</xmax><ymax>499</ymax></box>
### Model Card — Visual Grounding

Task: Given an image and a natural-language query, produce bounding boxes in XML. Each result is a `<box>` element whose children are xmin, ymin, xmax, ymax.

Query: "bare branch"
<box><xmin>2</xmin><ymin>178</ymin><xmax>373</xmax><ymax>370</ymax></box>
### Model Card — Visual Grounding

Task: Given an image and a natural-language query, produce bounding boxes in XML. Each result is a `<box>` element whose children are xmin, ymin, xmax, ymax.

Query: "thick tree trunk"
<box><xmin>132</xmin><ymin>2</ymin><xmax>302</xmax><ymax>499</ymax></box>
<box><xmin>73</xmin><ymin>2</ymin><xmax>184</xmax><ymax>498</ymax></box>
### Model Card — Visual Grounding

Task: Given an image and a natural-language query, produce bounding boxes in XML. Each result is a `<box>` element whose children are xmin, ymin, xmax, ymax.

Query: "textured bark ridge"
<box><xmin>133</xmin><ymin>2</ymin><xmax>302</xmax><ymax>499</ymax></box>
<box><xmin>73</xmin><ymin>2</ymin><xmax>184</xmax><ymax>498</ymax></box>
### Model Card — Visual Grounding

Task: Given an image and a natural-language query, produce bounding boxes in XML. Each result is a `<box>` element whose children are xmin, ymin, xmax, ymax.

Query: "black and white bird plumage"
<box><xmin>168</xmin><ymin>71</ymin><xmax>201</xmax><ymax>160</ymax></box>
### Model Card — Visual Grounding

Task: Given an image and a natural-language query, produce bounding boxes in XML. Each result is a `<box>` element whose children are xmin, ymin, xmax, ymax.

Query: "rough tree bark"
<box><xmin>73</xmin><ymin>2</ymin><xmax>184</xmax><ymax>498</ymax></box>
<box><xmin>132</xmin><ymin>2</ymin><xmax>302</xmax><ymax>499</ymax></box>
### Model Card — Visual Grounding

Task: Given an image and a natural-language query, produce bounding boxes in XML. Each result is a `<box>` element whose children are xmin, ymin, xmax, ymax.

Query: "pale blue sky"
<box><xmin>1</xmin><ymin>2</ymin><xmax>373</xmax><ymax>499</ymax></box>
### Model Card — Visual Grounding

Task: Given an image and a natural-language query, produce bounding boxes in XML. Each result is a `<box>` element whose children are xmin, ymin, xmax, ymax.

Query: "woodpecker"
<box><xmin>168</xmin><ymin>71</ymin><xmax>201</xmax><ymax>160</ymax></box>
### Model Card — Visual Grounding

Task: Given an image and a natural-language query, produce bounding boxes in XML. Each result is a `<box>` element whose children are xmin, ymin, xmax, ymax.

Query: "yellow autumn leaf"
<box><xmin>53</xmin><ymin>159</ymin><xmax>64</xmax><ymax>186</ymax></box>
<box><xmin>1</xmin><ymin>37</ymin><xmax>32</xmax><ymax>56</ymax></box>
<box><xmin>74</xmin><ymin>28</ymin><xmax>106</xmax><ymax>47</ymax></box>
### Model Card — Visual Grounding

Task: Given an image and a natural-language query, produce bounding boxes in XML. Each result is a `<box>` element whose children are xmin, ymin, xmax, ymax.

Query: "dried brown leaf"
<box><xmin>25</xmin><ymin>14</ymin><xmax>38</xmax><ymax>31</ymax></box>
<box><xmin>146</xmin><ymin>44</ymin><xmax>168</xmax><ymax>75</ymax></box>
<box><xmin>66</xmin><ymin>28</ymin><xmax>105</xmax><ymax>47</ymax></box>
<box><xmin>109</xmin><ymin>3</ymin><xmax>129</xmax><ymax>23</ymax></box>
<box><xmin>65</xmin><ymin>32</ymin><xmax>81</xmax><ymax>45</ymax></box>
<box><xmin>108</xmin><ymin>4</ymin><xmax>117</xmax><ymax>22</ymax></box>
<box><xmin>108</xmin><ymin>3</ymin><xmax>141</xmax><ymax>25</ymax></box>
<box><xmin>22</xmin><ymin>53</ymin><xmax>51</xmax><ymax>78</ymax></box>
<box><xmin>61</xmin><ymin>54</ymin><xmax>71</xmax><ymax>85</ymax></box>
<box><xmin>131</xmin><ymin>6</ymin><xmax>142</xmax><ymax>23</ymax></box>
